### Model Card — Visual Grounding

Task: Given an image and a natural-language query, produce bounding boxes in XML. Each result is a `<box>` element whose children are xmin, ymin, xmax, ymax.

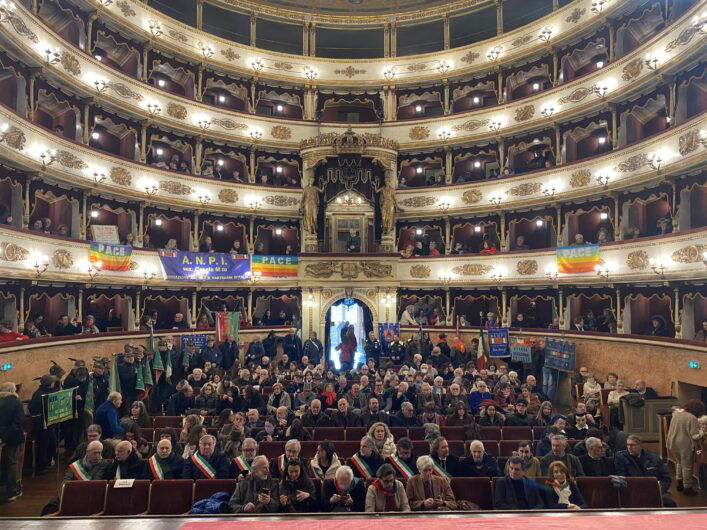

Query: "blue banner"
<box><xmin>378</xmin><ymin>323</ymin><xmax>400</xmax><ymax>353</ymax></box>
<box><xmin>487</xmin><ymin>327</ymin><xmax>510</xmax><ymax>357</ymax></box>
<box><xmin>510</xmin><ymin>340</ymin><xmax>533</xmax><ymax>363</ymax></box>
<box><xmin>158</xmin><ymin>250</ymin><xmax>250</xmax><ymax>281</ymax></box>
<box><xmin>545</xmin><ymin>338</ymin><xmax>576</xmax><ymax>372</ymax></box>
<box><xmin>180</xmin><ymin>334</ymin><xmax>208</xmax><ymax>353</ymax></box>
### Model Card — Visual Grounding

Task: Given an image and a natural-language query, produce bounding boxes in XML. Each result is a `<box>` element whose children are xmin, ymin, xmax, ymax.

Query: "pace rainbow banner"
<box><xmin>556</xmin><ymin>244</ymin><xmax>600</xmax><ymax>274</ymax></box>
<box><xmin>89</xmin><ymin>241</ymin><xmax>132</xmax><ymax>271</ymax></box>
<box><xmin>250</xmin><ymin>255</ymin><xmax>298</xmax><ymax>278</ymax></box>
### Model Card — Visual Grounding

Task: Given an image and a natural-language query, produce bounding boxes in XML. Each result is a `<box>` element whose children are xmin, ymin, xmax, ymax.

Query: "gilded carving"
<box><xmin>409</xmin><ymin>264</ymin><xmax>431</xmax><ymax>279</ymax></box>
<box><xmin>400</xmin><ymin>196</ymin><xmax>437</xmax><ymax>208</ymax></box>
<box><xmin>212</xmin><ymin>118</ymin><xmax>248</xmax><ymax>131</ymax></box>
<box><xmin>159</xmin><ymin>181</ymin><xmax>194</xmax><ymax>195</ymax></box>
<box><xmin>168</xmin><ymin>30</ymin><xmax>189</xmax><ymax>43</ymax></box>
<box><xmin>116</xmin><ymin>1</ymin><xmax>136</xmax><ymax>17</ymax></box>
<box><xmin>108</xmin><ymin>82</ymin><xmax>144</xmax><ymax>102</ymax></box>
<box><xmin>407</xmin><ymin>63</ymin><xmax>427</xmax><ymax>72</ymax></box>
<box><xmin>678</xmin><ymin>130</ymin><xmax>701</xmax><ymax>156</ymax></box>
<box><xmin>109</xmin><ymin>167</ymin><xmax>132</xmax><ymax>186</ymax></box>
<box><xmin>565</xmin><ymin>7</ymin><xmax>585</xmax><ymax>23</ymax></box>
<box><xmin>511</xmin><ymin>34</ymin><xmax>534</xmax><ymax>47</ymax></box>
<box><xmin>461</xmin><ymin>189</ymin><xmax>483</xmax><ymax>204</ymax></box>
<box><xmin>129</xmin><ymin>260</ymin><xmax>140</xmax><ymax>271</ymax></box>
<box><xmin>263</xmin><ymin>195</ymin><xmax>298</xmax><ymax>207</ymax></box>
<box><xmin>460</xmin><ymin>51</ymin><xmax>480</xmax><ymax>64</ymax></box>
<box><xmin>304</xmin><ymin>261</ymin><xmax>392</xmax><ymax>279</ymax></box>
<box><xmin>408</xmin><ymin>126</ymin><xmax>430</xmax><ymax>140</ymax></box>
<box><xmin>614</xmin><ymin>153</ymin><xmax>649</xmax><ymax>173</ymax></box>
<box><xmin>452</xmin><ymin>119</ymin><xmax>489</xmax><ymax>132</ymax></box>
<box><xmin>273</xmin><ymin>61</ymin><xmax>294</xmax><ymax>71</ymax></box>
<box><xmin>0</xmin><ymin>242</ymin><xmax>29</xmax><ymax>261</ymax></box>
<box><xmin>665</xmin><ymin>26</ymin><xmax>700</xmax><ymax>52</ymax></box>
<box><xmin>626</xmin><ymin>250</ymin><xmax>649</xmax><ymax>270</ymax></box>
<box><xmin>220</xmin><ymin>48</ymin><xmax>241</xmax><ymax>61</ymax></box>
<box><xmin>4</xmin><ymin>9</ymin><xmax>39</xmax><ymax>43</ymax></box>
<box><xmin>514</xmin><ymin>105</ymin><xmax>535</xmax><ymax>122</ymax></box>
<box><xmin>167</xmin><ymin>103</ymin><xmax>188</xmax><ymax>120</ymax></box>
<box><xmin>217</xmin><ymin>189</ymin><xmax>238</xmax><ymax>204</ymax></box>
<box><xmin>507</xmin><ymin>182</ymin><xmax>541</xmax><ymax>197</ymax></box>
<box><xmin>671</xmin><ymin>244</ymin><xmax>705</xmax><ymax>263</ymax></box>
<box><xmin>360</xmin><ymin>261</ymin><xmax>392</xmax><ymax>278</ymax></box>
<box><xmin>55</xmin><ymin>150</ymin><xmax>87</xmax><ymax>170</ymax></box>
<box><xmin>305</xmin><ymin>262</ymin><xmax>337</xmax><ymax>279</ymax></box>
<box><xmin>52</xmin><ymin>249</ymin><xmax>74</xmax><ymax>269</ymax></box>
<box><xmin>60</xmin><ymin>51</ymin><xmax>81</xmax><ymax>76</ymax></box>
<box><xmin>271</xmin><ymin>125</ymin><xmax>292</xmax><ymax>140</ymax></box>
<box><xmin>621</xmin><ymin>58</ymin><xmax>644</xmax><ymax>81</ymax></box>
<box><xmin>516</xmin><ymin>260</ymin><xmax>538</xmax><ymax>276</ymax></box>
<box><xmin>570</xmin><ymin>169</ymin><xmax>592</xmax><ymax>188</ymax></box>
<box><xmin>335</xmin><ymin>66</ymin><xmax>366</xmax><ymax>78</ymax></box>
<box><xmin>0</xmin><ymin>126</ymin><xmax>26</xmax><ymax>150</ymax></box>
<box><xmin>452</xmin><ymin>263</ymin><xmax>493</xmax><ymax>276</ymax></box>
<box><xmin>558</xmin><ymin>86</ymin><xmax>595</xmax><ymax>105</ymax></box>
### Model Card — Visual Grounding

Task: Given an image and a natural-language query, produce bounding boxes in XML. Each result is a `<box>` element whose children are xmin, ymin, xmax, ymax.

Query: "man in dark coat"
<box><xmin>90</xmin><ymin>358</ymin><xmax>110</xmax><ymax>410</ymax></box>
<box><xmin>364</xmin><ymin>331</ymin><xmax>382</xmax><ymax>366</ymax></box>
<box><xmin>430</xmin><ymin>437</ymin><xmax>461</xmax><ymax>478</ymax></box>
<box><xmin>0</xmin><ymin>382</ymin><xmax>25</xmax><ymax>502</ymax></box>
<box><xmin>331</xmin><ymin>399</ymin><xmax>363</xmax><ymax>428</ymax></box>
<box><xmin>167</xmin><ymin>384</ymin><xmax>194</xmax><ymax>416</ymax></box>
<box><xmin>246</xmin><ymin>336</ymin><xmax>266</xmax><ymax>367</ymax></box>
<box><xmin>579</xmin><ymin>436</ymin><xmax>615</xmax><ymax>476</ymax></box>
<box><xmin>62</xmin><ymin>365</ymin><xmax>90</xmax><ymax>452</ymax></box>
<box><xmin>361</xmin><ymin>396</ymin><xmax>389</xmax><ymax>428</ymax></box>
<box><xmin>504</xmin><ymin>399</ymin><xmax>534</xmax><ymax>426</ymax></box>
<box><xmin>108</xmin><ymin>441</ymin><xmax>148</xmax><ymax>479</ymax></box>
<box><xmin>219</xmin><ymin>334</ymin><xmax>239</xmax><ymax>372</ymax></box>
<box><xmin>28</xmin><ymin>375</ymin><xmax>60</xmax><ymax>475</ymax></box>
<box><xmin>460</xmin><ymin>440</ymin><xmax>502</xmax><ymax>477</ymax></box>
<box><xmin>301</xmin><ymin>399</ymin><xmax>333</xmax><ymax>428</ymax></box>
<box><xmin>117</xmin><ymin>347</ymin><xmax>138</xmax><ymax>415</ymax></box>
<box><xmin>614</xmin><ymin>434</ymin><xmax>675</xmax><ymax>506</ymax></box>
<box><xmin>229</xmin><ymin>455</ymin><xmax>279</xmax><ymax>513</ymax></box>
<box><xmin>303</xmin><ymin>331</ymin><xmax>324</xmax><ymax>365</ymax></box>
<box><xmin>494</xmin><ymin>457</ymin><xmax>545</xmax><ymax>509</ymax></box>
<box><xmin>282</xmin><ymin>328</ymin><xmax>303</xmax><ymax>364</ymax></box>
<box><xmin>181</xmin><ymin>435</ymin><xmax>232</xmax><ymax>479</ymax></box>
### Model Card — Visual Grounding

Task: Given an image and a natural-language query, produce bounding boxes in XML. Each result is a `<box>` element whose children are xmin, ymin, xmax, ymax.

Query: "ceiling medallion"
<box><xmin>60</xmin><ymin>51</ymin><xmax>81</xmax><ymax>76</ymax></box>
<box><xmin>168</xmin><ymin>29</ymin><xmax>189</xmax><ymax>44</ymax></box>
<box><xmin>565</xmin><ymin>7</ymin><xmax>586</xmax><ymax>23</ymax></box>
<box><xmin>220</xmin><ymin>48</ymin><xmax>241</xmax><ymax>61</ymax></box>
<box><xmin>514</xmin><ymin>105</ymin><xmax>535</xmax><ymax>122</ymax></box>
<box><xmin>52</xmin><ymin>249</ymin><xmax>74</xmax><ymax>269</ymax></box>
<box><xmin>0</xmin><ymin>242</ymin><xmax>29</xmax><ymax>261</ymax></box>
<box><xmin>109</xmin><ymin>167</ymin><xmax>131</xmax><ymax>186</ymax></box>
<box><xmin>621</xmin><ymin>58</ymin><xmax>644</xmax><ymax>81</ymax></box>
<box><xmin>408</xmin><ymin>126</ymin><xmax>430</xmax><ymax>140</ymax></box>
<box><xmin>116</xmin><ymin>1</ymin><xmax>136</xmax><ymax>17</ymax></box>
<box><xmin>460</xmin><ymin>51</ymin><xmax>480</xmax><ymax>64</ymax></box>
<box><xmin>54</xmin><ymin>150</ymin><xmax>87</xmax><ymax>170</ymax></box>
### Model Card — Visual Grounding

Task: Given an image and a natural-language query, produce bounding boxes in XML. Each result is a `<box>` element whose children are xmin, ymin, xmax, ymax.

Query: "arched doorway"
<box><xmin>324</xmin><ymin>297</ymin><xmax>373</xmax><ymax>369</ymax></box>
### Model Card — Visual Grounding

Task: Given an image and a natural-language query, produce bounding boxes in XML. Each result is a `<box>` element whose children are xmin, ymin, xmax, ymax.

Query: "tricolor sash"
<box><xmin>192</xmin><ymin>452</ymin><xmax>216</xmax><ymax>479</ymax></box>
<box><xmin>350</xmin><ymin>453</ymin><xmax>374</xmax><ymax>479</ymax></box>
<box><xmin>277</xmin><ymin>455</ymin><xmax>287</xmax><ymax>476</ymax></box>
<box><xmin>309</xmin><ymin>461</ymin><xmax>324</xmax><ymax>480</ymax></box>
<box><xmin>69</xmin><ymin>460</ymin><xmax>91</xmax><ymax>481</ymax></box>
<box><xmin>431</xmin><ymin>459</ymin><xmax>452</xmax><ymax>480</ymax></box>
<box><xmin>114</xmin><ymin>465</ymin><xmax>122</xmax><ymax>480</ymax></box>
<box><xmin>148</xmin><ymin>454</ymin><xmax>165</xmax><ymax>480</ymax></box>
<box><xmin>234</xmin><ymin>455</ymin><xmax>252</xmax><ymax>473</ymax></box>
<box><xmin>388</xmin><ymin>453</ymin><xmax>414</xmax><ymax>479</ymax></box>
<box><xmin>334</xmin><ymin>476</ymin><xmax>360</xmax><ymax>494</ymax></box>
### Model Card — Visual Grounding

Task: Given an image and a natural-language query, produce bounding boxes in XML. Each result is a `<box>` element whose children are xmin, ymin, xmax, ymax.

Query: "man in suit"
<box><xmin>494</xmin><ymin>457</ymin><xmax>545</xmax><ymax>510</ymax></box>
<box><xmin>181</xmin><ymin>435</ymin><xmax>232</xmax><ymax>480</ymax></box>
<box><xmin>579</xmin><ymin>437</ymin><xmax>615</xmax><ymax>476</ymax></box>
<box><xmin>429</xmin><ymin>437</ymin><xmax>461</xmax><ymax>479</ymax></box>
<box><xmin>406</xmin><ymin>455</ymin><xmax>457</xmax><ymax>510</ymax></box>
<box><xmin>460</xmin><ymin>440</ymin><xmax>502</xmax><ymax>478</ymax></box>
<box><xmin>345</xmin><ymin>229</ymin><xmax>361</xmax><ymax>253</ymax></box>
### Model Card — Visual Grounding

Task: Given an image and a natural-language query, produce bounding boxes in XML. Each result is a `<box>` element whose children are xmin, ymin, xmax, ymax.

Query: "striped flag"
<box><xmin>108</xmin><ymin>354</ymin><xmax>121</xmax><ymax>394</ymax></box>
<box><xmin>215</xmin><ymin>311</ymin><xmax>239</xmax><ymax>346</ymax></box>
<box><xmin>477</xmin><ymin>322</ymin><xmax>486</xmax><ymax>370</ymax></box>
<box><xmin>89</xmin><ymin>241</ymin><xmax>132</xmax><ymax>271</ymax></box>
<box><xmin>135</xmin><ymin>358</ymin><xmax>145</xmax><ymax>399</ymax></box>
<box><xmin>556</xmin><ymin>244</ymin><xmax>600</xmax><ymax>274</ymax></box>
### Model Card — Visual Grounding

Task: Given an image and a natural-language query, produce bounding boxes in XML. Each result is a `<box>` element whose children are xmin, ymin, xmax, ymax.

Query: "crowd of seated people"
<box><xmin>8</xmin><ymin>327</ymin><xmax>702</xmax><ymax>511</ymax></box>
<box><xmin>29</xmin><ymin>218</ymin><xmax>70</xmax><ymax>237</ymax></box>
<box><xmin>148</xmin><ymin>148</ymin><xmax>191</xmax><ymax>173</ymax></box>
<box><xmin>200</xmin><ymin>161</ymin><xmax>244</xmax><ymax>182</ymax></box>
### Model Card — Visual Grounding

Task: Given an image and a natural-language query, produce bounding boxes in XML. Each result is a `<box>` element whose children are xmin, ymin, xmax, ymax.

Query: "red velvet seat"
<box><xmin>497</xmin><ymin>457</ymin><xmax>509</xmax><ymax>472</ymax></box>
<box><xmin>259</xmin><ymin>441</ymin><xmax>286</xmax><ymax>459</ymax></box>
<box><xmin>344</xmin><ymin>427</ymin><xmax>366</xmax><ymax>440</ymax></box>
<box><xmin>484</xmin><ymin>442</ymin><xmax>500</xmax><ymax>457</ymax></box>
<box><xmin>501</xmin><ymin>426</ymin><xmax>532</xmax><ymax>440</ymax></box>
<box><xmin>576</xmin><ymin>477</ymin><xmax>620</xmax><ymax>509</ymax></box>
<box><xmin>56</xmin><ymin>481</ymin><xmax>107</xmax><ymax>516</ymax></box>
<box><xmin>153</xmin><ymin>416</ymin><xmax>182</xmax><ymax>428</ymax></box>
<box><xmin>389</xmin><ymin>427</ymin><xmax>408</xmax><ymax>439</ymax></box>
<box><xmin>147</xmin><ymin>480</ymin><xmax>194</xmax><ymax>515</ymax></box>
<box><xmin>332</xmin><ymin>441</ymin><xmax>360</xmax><ymax>459</ymax></box>
<box><xmin>619</xmin><ymin>477</ymin><xmax>663</xmax><ymax>508</ymax></box>
<box><xmin>193</xmin><ymin>479</ymin><xmax>238</xmax><ymax>502</ymax></box>
<box><xmin>532</xmin><ymin>426</ymin><xmax>546</xmax><ymax>440</ymax></box>
<box><xmin>300</xmin><ymin>441</ymin><xmax>319</xmax><ymax>459</ymax></box>
<box><xmin>407</xmin><ymin>427</ymin><xmax>426</xmax><ymax>440</ymax></box>
<box><xmin>450</xmin><ymin>477</ymin><xmax>493</xmax><ymax>510</ymax></box>
<box><xmin>103</xmin><ymin>480</ymin><xmax>150</xmax><ymax>515</ymax></box>
<box><xmin>481</xmin><ymin>426</ymin><xmax>501</xmax><ymax>440</ymax></box>
<box><xmin>314</xmin><ymin>427</ymin><xmax>346</xmax><ymax>440</ymax></box>
<box><xmin>499</xmin><ymin>440</ymin><xmax>521</xmax><ymax>457</ymax></box>
<box><xmin>412</xmin><ymin>440</ymin><xmax>431</xmax><ymax>457</ymax></box>
<box><xmin>441</xmin><ymin>426</ymin><xmax>465</xmax><ymax>440</ymax></box>
<box><xmin>139</xmin><ymin>428</ymin><xmax>154</xmax><ymax>443</ymax></box>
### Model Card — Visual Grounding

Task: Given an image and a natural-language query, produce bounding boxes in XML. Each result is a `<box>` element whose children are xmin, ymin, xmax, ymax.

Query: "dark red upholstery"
<box><xmin>481</xmin><ymin>426</ymin><xmax>501</xmax><ymax>440</ymax></box>
<box><xmin>260</xmin><ymin>441</ymin><xmax>286</xmax><ymax>459</ymax></box>
<box><xmin>193</xmin><ymin>479</ymin><xmax>238</xmax><ymax>502</ymax></box>
<box><xmin>313</xmin><ymin>427</ymin><xmax>346</xmax><ymax>440</ymax></box>
<box><xmin>501</xmin><ymin>426</ymin><xmax>533</xmax><ymax>440</ymax></box>
<box><xmin>500</xmin><ymin>440</ymin><xmax>521</xmax><ymax>457</ymax></box>
<box><xmin>407</xmin><ymin>427</ymin><xmax>426</xmax><ymax>440</ymax></box>
<box><xmin>103</xmin><ymin>480</ymin><xmax>150</xmax><ymax>515</ymax></box>
<box><xmin>389</xmin><ymin>427</ymin><xmax>408</xmax><ymax>439</ymax></box>
<box><xmin>450</xmin><ymin>477</ymin><xmax>493</xmax><ymax>510</ymax></box>
<box><xmin>147</xmin><ymin>480</ymin><xmax>194</xmax><ymax>515</ymax></box>
<box><xmin>484</xmin><ymin>442</ymin><xmax>500</xmax><ymax>457</ymax></box>
<box><xmin>57</xmin><ymin>481</ymin><xmax>106</xmax><ymax>516</ymax></box>
<box><xmin>300</xmin><ymin>441</ymin><xmax>319</xmax><ymax>459</ymax></box>
<box><xmin>344</xmin><ymin>427</ymin><xmax>366</xmax><ymax>440</ymax></box>
<box><xmin>576</xmin><ymin>477</ymin><xmax>620</xmax><ymax>509</ymax></box>
<box><xmin>441</xmin><ymin>426</ymin><xmax>465</xmax><ymax>440</ymax></box>
<box><xmin>153</xmin><ymin>416</ymin><xmax>182</xmax><ymax>428</ymax></box>
<box><xmin>139</xmin><ymin>428</ymin><xmax>154</xmax><ymax>443</ymax></box>
<box><xmin>332</xmin><ymin>441</ymin><xmax>361</xmax><ymax>458</ymax></box>
<box><xmin>619</xmin><ymin>477</ymin><xmax>663</xmax><ymax>508</ymax></box>
<box><xmin>532</xmin><ymin>426</ymin><xmax>546</xmax><ymax>440</ymax></box>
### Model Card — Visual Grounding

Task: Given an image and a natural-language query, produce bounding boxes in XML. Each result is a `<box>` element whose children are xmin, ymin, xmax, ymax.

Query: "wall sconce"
<box><xmin>249</xmin><ymin>129</ymin><xmax>263</xmax><ymax>142</ymax></box>
<box><xmin>31</xmin><ymin>253</ymin><xmax>49</xmax><ymax>278</ymax></box>
<box><xmin>700</xmin><ymin>130</ymin><xmax>707</xmax><ymax>148</ymax></box>
<box><xmin>383</xmin><ymin>67</ymin><xmax>396</xmax><ymax>81</ymax></box>
<box><xmin>141</xmin><ymin>264</ymin><xmax>157</xmax><ymax>283</ymax></box>
<box><xmin>645</xmin><ymin>52</ymin><xmax>659</xmax><ymax>70</ymax></box>
<box><xmin>489</xmin><ymin>266</ymin><xmax>506</xmax><ymax>285</ymax></box>
<box><xmin>595</xmin><ymin>263</ymin><xmax>611</xmax><ymax>282</ymax></box>
<box><xmin>43</xmin><ymin>46</ymin><xmax>61</xmax><ymax>65</ymax></box>
<box><xmin>591</xmin><ymin>0</ymin><xmax>608</xmax><ymax>14</ymax></box>
<box><xmin>200</xmin><ymin>43</ymin><xmax>214</xmax><ymax>59</ymax></box>
<box><xmin>250</xmin><ymin>58</ymin><xmax>264</xmax><ymax>73</ymax></box>
<box><xmin>197</xmin><ymin>193</ymin><xmax>211</xmax><ymax>207</ymax></box>
<box><xmin>147</xmin><ymin>103</ymin><xmax>162</xmax><ymax>116</ymax></box>
<box><xmin>596</xmin><ymin>172</ymin><xmax>611</xmax><ymax>189</ymax></box>
<box><xmin>439</xmin><ymin>274</ymin><xmax>452</xmax><ymax>286</ymax></box>
<box><xmin>92</xmin><ymin>170</ymin><xmax>106</xmax><ymax>185</ymax></box>
<box><xmin>650</xmin><ymin>257</ymin><xmax>668</xmax><ymax>279</ymax></box>
<box><xmin>647</xmin><ymin>152</ymin><xmax>663</xmax><ymax>171</ymax></box>
<box><xmin>488</xmin><ymin>119</ymin><xmax>503</xmax><ymax>133</ymax></box>
<box><xmin>94</xmin><ymin>78</ymin><xmax>108</xmax><ymax>94</ymax></box>
<box><xmin>148</xmin><ymin>20</ymin><xmax>163</xmax><ymax>38</ymax></box>
<box><xmin>98</xmin><ymin>0</ymin><xmax>113</xmax><ymax>6</ymax></box>
<box><xmin>542</xmin><ymin>185</ymin><xmax>556</xmax><ymax>199</ymax></box>
<box><xmin>594</xmin><ymin>82</ymin><xmax>608</xmax><ymax>98</ymax></box>
<box><xmin>143</xmin><ymin>183</ymin><xmax>159</xmax><ymax>198</ymax></box>
<box><xmin>382</xmin><ymin>292</ymin><xmax>395</xmax><ymax>307</ymax></box>
<box><xmin>248</xmin><ymin>197</ymin><xmax>263</xmax><ymax>212</ymax></box>
<box><xmin>304</xmin><ymin>66</ymin><xmax>318</xmax><ymax>80</ymax></box>
<box><xmin>245</xmin><ymin>270</ymin><xmax>262</xmax><ymax>286</ymax></box>
<box><xmin>437</xmin><ymin>129</ymin><xmax>452</xmax><ymax>141</ymax></box>
<box><xmin>304</xmin><ymin>291</ymin><xmax>316</xmax><ymax>307</ymax></box>
<box><xmin>154</xmin><ymin>218</ymin><xmax>163</xmax><ymax>226</ymax></box>
<box><xmin>87</xmin><ymin>260</ymin><xmax>102</xmax><ymax>282</ymax></box>
<box><xmin>39</xmin><ymin>149</ymin><xmax>56</xmax><ymax>169</ymax></box>
<box><xmin>488</xmin><ymin>194</ymin><xmax>503</xmax><ymax>207</ymax></box>
<box><xmin>545</xmin><ymin>265</ymin><xmax>559</xmax><ymax>282</ymax></box>
<box><xmin>486</xmin><ymin>46</ymin><xmax>502</xmax><ymax>62</ymax></box>
<box><xmin>539</xmin><ymin>26</ymin><xmax>553</xmax><ymax>42</ymax></box>
<box><xmin>197</xmin><ymin>118</ymin><xmax>211</xmax><ymax>131</ymax></box>
<box><xmin>436</xmin><ymin>61</ymin><xmax>451</xmax><ymax>74</ymax></box>
<box><xmin>437</xmin><ymin>200</ymin><xmax>451</xmax><ymax>214</ymax></box>
<box><xmin>541</xmin><ymin>105</ymin><xmax>555</xmax><ymax>118</ymax></box>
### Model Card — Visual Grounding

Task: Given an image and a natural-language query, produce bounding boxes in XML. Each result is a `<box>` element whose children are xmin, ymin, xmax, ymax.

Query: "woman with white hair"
<box><xmin>322</xmin><ymin>465</ymin><xmax>366</xmax><ymax>512</ymax></box>
<box><xmin>405</xmin><ymin>455</ymin><xmax>457</xmax><ymax>511</ymax></box>
<box><xmin>367</xmin><ymin>422</ymin><xmax>396</xmax><ymax>459</ymax></box>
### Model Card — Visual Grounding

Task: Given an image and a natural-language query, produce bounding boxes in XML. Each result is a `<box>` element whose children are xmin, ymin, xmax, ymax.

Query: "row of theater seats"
<box><xmin>52</xmin><ymin>477</ymin><xmax>664</xmax><ymax>516</ymax></box>
<box><xmin>148</xmin><ymin>419</ymin><xmax>550</xmax><ymax>442</ymax></box>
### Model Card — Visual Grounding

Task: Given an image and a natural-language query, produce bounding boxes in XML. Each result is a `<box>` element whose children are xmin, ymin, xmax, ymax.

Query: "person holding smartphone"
<box><xmin>278</xmin><ymin>458</ymin><xmax>317</xmax><ymax>513</ymax></box>
<box><xmin>322</xmin><ymin>466</ymin><xmax>366</xmax><ymax>512</ymax></box>
<box><xmin>229</xmin><ymin>455</ymin><xmax>280</xmax><ymax>513</ymax></box>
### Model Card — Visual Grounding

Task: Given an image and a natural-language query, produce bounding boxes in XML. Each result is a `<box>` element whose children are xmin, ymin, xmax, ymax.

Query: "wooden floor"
<box><xmin>1</xmin><ymin>444</ymin><xmax>705</xmax><ymax>518</ymax></box>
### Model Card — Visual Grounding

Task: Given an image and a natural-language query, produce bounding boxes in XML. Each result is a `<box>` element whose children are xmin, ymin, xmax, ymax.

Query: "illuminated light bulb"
<box><xmin>91</xmin><ymin>210</ymin><xmax>99</xmax><ymax>218</ymax></box>
<box><xmin>218</xmin><ymin>95</ymin><xmax>225</xmax><ymax>103</ymax></box>
<box><xmin>157</xmin><ymin>79</ymin><xmax>166</xmax><ymax>87</ymax></box>
<box><xmin>600</xmin><ymin>212</ymin><xmax>608</xmax><ymax>220</ymax></box>
<box><xmin>536</xmin><ymin>219</ymin><xmax>544</xmax><ymax>227</ymax></box>
<box><xmin>474</xmin><ymin>161</ymin><xmax>481</xmax><ymax>168</ymax></box>
<box><xmin>472</xmin><ymin>96</ymin><xmax>480</xmax><ymax>104</ymax></box>
<box><xmin>155</xmin><ymin>218</ymin><xmax>163</xmax><ymax>226</ymax></box>
<box><xmin>474</xmin><ymin>226</ymin><xmax>481</xmax><ymax>233</ymax></box>
<box><xmin>598</xmin><ymin>136</ymin><xmax>607</xmax><ymax>145</ymax></box>
<box><xmin>596</xmin><ymin>61</ymin><xmax>604</xmax><ymax>69</ymax></box>
<box><xmin>91</xmin><ymin>132</ymin><xmax>100</xmax><ymax>140</ymax></box>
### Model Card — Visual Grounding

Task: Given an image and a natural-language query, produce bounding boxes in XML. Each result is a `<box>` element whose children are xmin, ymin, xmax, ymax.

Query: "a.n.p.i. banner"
<box><xmin>158</xmin><ymin>250</ymin><xmax>251</xmax><ymax>281</ymax></box>
<box><xmin>556</xmin><ymin>244</ymin><xmax>600</xmax><ymax>274</ymax></box>
<box><xmin>250</xmin><ymin>255</ymin><xmax>298</xmax><ymax>278</ymax></box>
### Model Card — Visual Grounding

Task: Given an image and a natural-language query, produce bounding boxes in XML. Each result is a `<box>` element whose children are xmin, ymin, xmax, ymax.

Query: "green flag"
<box><xmin>135</xmin><ymin>358</ymin><xmax>145</xmax><ymax>399</ymax></box>
<box><xmin>108</xmin><ymin>354</ymin><xmax>121</xmax><ymax>394</ymax></box>
<box><xmin>84</xmin><ymin>378</ymin><xmax>95</xmax><ymax>418</ymax></box>
<box><xmin>143</xmin><ymin>355</ymin><xmax>154</xmax><ymax>388</ymax></box>
<box><xmin>148</xmin><ymin>326</ymin><xmax>155</xmax><ymax>355</ymax></box>
<box><xmin>152</xmin><ymin>342</ymin><xmax>165</xmax><ymax>381</ymax></box>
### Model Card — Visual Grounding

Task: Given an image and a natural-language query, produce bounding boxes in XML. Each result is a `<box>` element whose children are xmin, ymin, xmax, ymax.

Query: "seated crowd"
<box><xmin>3</xmin><ymin>328</ymin><xmax>703</xmax><ymax>512</ymax></box>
